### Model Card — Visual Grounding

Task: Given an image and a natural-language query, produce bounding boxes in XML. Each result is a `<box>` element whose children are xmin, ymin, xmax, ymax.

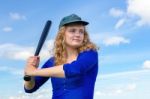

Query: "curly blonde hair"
<box><xmin>53</xmin><ymin>26</ymin><xmax>98</xmax><ymax>65</ymax></box>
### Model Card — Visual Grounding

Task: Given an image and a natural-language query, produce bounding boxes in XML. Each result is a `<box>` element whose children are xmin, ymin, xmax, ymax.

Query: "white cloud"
<box><xmin>103</xmin><ymin>36</ymin><xmax>130</xmax><ymax>46</ymax></box>
<box><xmin>126</xmin><ymin>83</ymin><xmax>136</xmax><ymax>91</ymax></box>
<box><xmin>90</xmin><ymin>33</ymin><xmax>130</xmax><ymax>46</ymax></box>
<box><xmin>90</xmin><ymin>33</ymin><xmax>105</xmax><ymax>46</ymax></box>
<box><xmin>0</xmin><ymin>40</ymin><xmax>54</xmax><ymax>60</ymax></box>
<box><xmin>2</xmin><ymin>26</ymin><xmax>13</xmax><ymax>32</ymax></box>
<box><xmin>115</xmin><ymin>18</ymin><xmax>126</xmax><ymax>29</ymax></box>
<box><xmin>94</xmin><ymin>70</ymin><xmax>150</xmax><ymax>98</ymax></box>
<box><xmin>127</xmin><ymin>0</ymin><xmax>150</xmax><ymax>26</ymax></box>
<box><xmin>115</xmin><ymin>89</ymin><xmax>123</xmax><ymax>94</ymax></box>
<box><xmin>97</xmin><ymin>69</ymin><xmax>150</xmax><ymax>79</ymax></box>
<box><xmin>40</xmin><ymin>40</ymin><xmax>54</xmax><ymax>59</ymax></box>
<box><xmin>142</xmin><ymin>60</ymin><xmax>150</xmax><ymax>69</ymax></box>
<box><xmin>110</xmin><ymin>0</ymin><xmax>150</xmax><ymax>29</ymax></box>
<box><xmin>0</xmin><ymin>66</ymin><xmax>23</xmax><ymax>76</ymax></box>
<box><xmin>109</xmin><ymin>8</ymin><xmax>124</xmax><ymax>17</ymax></box>
<box><xmin>95</xmin><ymin>83</ymin><xmax>136</xmax><ymax>96</ymax></box>
<box><xmin>8</xmin><ymin>89</ymin><xmax>51</xmax><ymax>99</ymax></box>
<box><xmin>0</xmin><ymin>43</ymin><xmax>34</xmax><ymax>60</ymax></box>
<box><xmin>95</xmin><ymin>91</ymin><xmax>106</xmax><ymax>96</ymax></box>
<box><xmin>109</xmin><ymin>8</ymin><xmax>127</xmax><ymax>29</ymax></box>
<box><xmin>9</xmin><ymin>12</ymin><xmax>26</xmax><ymax>20</ymax></box>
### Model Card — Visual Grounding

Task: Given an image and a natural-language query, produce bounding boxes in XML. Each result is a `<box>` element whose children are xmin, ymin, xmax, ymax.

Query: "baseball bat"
<box><xmin>24</xmin><ymin>20</ymin><xmax>52</xmax><ymax>81</ymax></box>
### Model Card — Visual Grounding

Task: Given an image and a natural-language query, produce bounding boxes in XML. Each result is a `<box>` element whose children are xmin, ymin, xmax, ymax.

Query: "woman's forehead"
<box><xmin>66</xmin><ymin>24</ymin><xmax>85</xmax><ymax>29</ymax></box>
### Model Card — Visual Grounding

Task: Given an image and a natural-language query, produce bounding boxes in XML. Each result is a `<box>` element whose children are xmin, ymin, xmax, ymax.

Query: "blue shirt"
<box><xmin>24</xmin><ymin>49</ymin><xmax>98</xmax><ymax>99</ymax></box>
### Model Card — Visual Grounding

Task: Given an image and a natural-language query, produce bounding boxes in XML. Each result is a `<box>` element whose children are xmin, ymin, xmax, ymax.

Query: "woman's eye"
<box><xmin>79</xmin><ymin>30</ymin><xmax>84</xmax><ymax>34</ymax></box>
<box><xmin>79</xmin><ymin>31</ymin><xmax>84</xmax><ymax>34</ymax></box>
<box><xmin>69</xmin><ymin>29</ymin><xmax>76</xmax><ymax>33</ymax></box>
<box><xmin>68</xmin><ymin>29</ymin><xmax>84</xmax><ymax>35</ymax></box>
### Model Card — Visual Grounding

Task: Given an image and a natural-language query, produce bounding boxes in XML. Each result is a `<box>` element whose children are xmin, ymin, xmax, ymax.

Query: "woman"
<box><xmin>24</xmin><ymin>14</ymin><xmax>98</xmax><ymax>99</ymax></box>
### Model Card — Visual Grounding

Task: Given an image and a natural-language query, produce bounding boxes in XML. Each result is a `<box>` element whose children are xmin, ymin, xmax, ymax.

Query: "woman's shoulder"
<box><xmin>79</xmin><ymin>49</ymin><xmax>98</xmax><ymax>55</ymax></box>
<box><xmin>78</xmin><ymin>49</ymin><xmax>98</xmax><ymax>59</ymax></box>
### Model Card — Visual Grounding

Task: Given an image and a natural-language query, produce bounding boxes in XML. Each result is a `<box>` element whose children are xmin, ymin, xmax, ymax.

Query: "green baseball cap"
<box><xmin>59</xmin><ymin>14</ymin><xmax>89</xmax><ymax>29</ymax></box>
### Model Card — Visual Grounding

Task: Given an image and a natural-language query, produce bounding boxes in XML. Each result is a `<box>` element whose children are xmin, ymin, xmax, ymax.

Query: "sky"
<box><xmin>0</xmin><ymin>0</ymin><xmax>150</xmax><ymax>99</ymax></box>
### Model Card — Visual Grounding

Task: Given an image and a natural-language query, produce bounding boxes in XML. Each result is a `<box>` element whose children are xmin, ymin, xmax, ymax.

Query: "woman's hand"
<box><xmin>24</xmin><ymin>56</ymin><xmax>40</xmax><ymax>76</ymax></box>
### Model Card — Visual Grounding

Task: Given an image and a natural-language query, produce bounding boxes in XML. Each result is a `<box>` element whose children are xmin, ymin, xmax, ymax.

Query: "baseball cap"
<box><xmin>59</xmin><ymin>14</ymin><xmax>89</xmax><ymax>28</ymax></box>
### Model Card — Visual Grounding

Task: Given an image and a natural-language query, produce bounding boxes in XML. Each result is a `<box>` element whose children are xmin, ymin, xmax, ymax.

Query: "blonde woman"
<box><xmin>24</xmin><ymin>14</ymin><xmax>98</xmax><ymax>99</ymax></box>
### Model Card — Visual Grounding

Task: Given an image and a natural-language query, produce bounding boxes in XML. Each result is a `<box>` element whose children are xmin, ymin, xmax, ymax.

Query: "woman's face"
<box><xmin>64</xmin><ymin>24</ymin><xmax>85</xmax><ymax>48</ymax></box>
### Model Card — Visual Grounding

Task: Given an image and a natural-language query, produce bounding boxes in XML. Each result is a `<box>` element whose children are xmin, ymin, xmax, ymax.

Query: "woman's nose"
<box><xmin>74</xmin><ymin>31</ymin><xmax>82</xmax><ymax>36</ymax></box>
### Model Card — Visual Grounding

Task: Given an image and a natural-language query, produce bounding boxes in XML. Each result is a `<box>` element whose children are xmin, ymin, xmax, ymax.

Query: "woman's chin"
<box><xmin>70</xmin><ymin>44</ymin><xmax>82</xmax><ymax>48</ymax></box>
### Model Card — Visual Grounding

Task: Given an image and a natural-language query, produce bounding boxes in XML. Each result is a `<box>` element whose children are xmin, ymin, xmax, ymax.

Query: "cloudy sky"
<box><xmin>0</xmin><ymin>0</ymin><xmax>150</xmax><ymax>99</ymax></box>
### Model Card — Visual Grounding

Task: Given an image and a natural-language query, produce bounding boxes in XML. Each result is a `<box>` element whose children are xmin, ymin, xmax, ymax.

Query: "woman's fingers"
<box><xmin>28</xmin><ymin>56</ymin><xmax>39</xmax><ymax>62</ymax></box>
<box><xmin>24</xmin><ymin>56</ymin><xmax>40</xmax><ymax>75</ymax></box>
<box><xmin>27</xmin><ymin>56</ymin><xmax>40</xmax><ymax>67</ymax></box>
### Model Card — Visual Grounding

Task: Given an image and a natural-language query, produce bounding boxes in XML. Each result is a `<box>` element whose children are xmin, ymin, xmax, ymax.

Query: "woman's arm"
<box><xmin>26</xmin><ymin>65</ymin><xmax>65</xmax><ymax>78</ymax></box>
<box><xmin>25</xmin><ymin>50</ymin><xmax>98</xmax><ymax>78</ymax></box>
<box><xmin>24</xmin><ymin>57</ymin><xmax>52</xmax><ymax>93</ymax></box>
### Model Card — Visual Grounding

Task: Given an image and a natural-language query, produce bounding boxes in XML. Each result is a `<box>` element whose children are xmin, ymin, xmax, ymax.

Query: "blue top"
<box><xmin>24</xmin><ymin>49</ymin><xmax>98</xmax><ymax>99</ymax></box>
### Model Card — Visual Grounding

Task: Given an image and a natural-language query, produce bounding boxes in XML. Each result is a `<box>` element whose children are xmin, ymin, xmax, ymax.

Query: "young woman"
<box><xmin>24</xmin><ymin>14</ymin><xmax>98</xmax><ymax>99</ymax></box>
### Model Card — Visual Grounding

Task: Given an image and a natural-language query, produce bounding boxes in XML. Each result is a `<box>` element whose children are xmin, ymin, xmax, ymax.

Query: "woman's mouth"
<box><xmin>73</xmin><ymin>39</ymin><xmax>81</xmax><ymax>42</ymax></box>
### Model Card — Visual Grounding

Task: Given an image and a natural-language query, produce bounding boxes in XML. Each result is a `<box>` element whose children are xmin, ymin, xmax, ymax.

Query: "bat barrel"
<box><xmin>34</xmin><ymin>20</ymin><xmax>51</xmax><ymax>56</ymax></box>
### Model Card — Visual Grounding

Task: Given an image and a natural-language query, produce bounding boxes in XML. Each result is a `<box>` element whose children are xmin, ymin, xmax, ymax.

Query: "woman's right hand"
<box><xmin>24</xmin><ymin>56</ymin><xmax>40</xmax><ymax>75</ymax></box>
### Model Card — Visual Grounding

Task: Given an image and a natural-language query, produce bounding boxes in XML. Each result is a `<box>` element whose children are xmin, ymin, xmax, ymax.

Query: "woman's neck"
<box><xmin>65</xmin><ymin>46</ymin><xmax>78</xmax><ymax>59</ymax></box>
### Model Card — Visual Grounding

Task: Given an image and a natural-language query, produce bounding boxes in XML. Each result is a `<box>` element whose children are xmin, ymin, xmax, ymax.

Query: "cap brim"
<box><xmin>64</xmin><ymin>20</ymin><xmax>89</xmax><ymax>26</ymax></box>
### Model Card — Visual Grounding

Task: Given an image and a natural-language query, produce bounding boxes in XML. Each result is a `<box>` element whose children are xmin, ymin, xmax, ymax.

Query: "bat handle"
<box><xmin>24</xmin><ymin>55</ymin><xmax>38</xmax><ymax>81</ymax></box>
<box><xmin>24</xmin><ymin>75</ymin><xmax>31</xmax><ymax>81</ymax></box>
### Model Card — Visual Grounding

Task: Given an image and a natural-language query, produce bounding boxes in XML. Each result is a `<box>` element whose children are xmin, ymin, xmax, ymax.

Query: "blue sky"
<box><xmin>0</xmin><ymin>0</ymin><xmax>150</xmax><ymax>99</ymax></box>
